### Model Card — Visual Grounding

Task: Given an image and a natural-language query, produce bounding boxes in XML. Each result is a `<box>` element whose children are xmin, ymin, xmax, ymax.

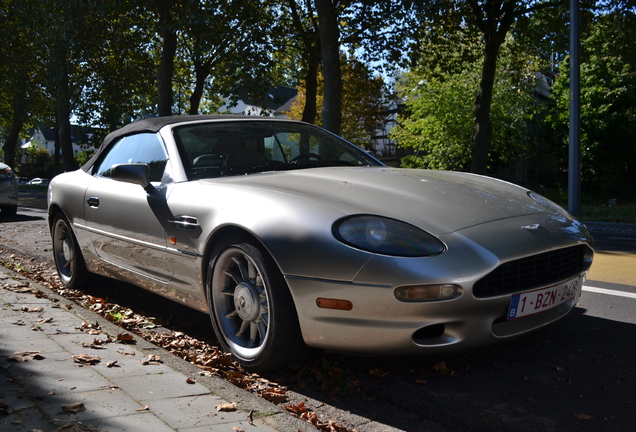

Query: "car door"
<box><xmin>84</xmin><ymin>133</ymin><xmax>173</xmax><ymax>282</ymax></box>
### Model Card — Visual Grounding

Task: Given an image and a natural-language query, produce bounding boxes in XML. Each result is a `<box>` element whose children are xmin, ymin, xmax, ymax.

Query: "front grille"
<box><xmin>473</xmin><ymin>245</ymin><xmax>591</xmax><ymax>298</ymax></box>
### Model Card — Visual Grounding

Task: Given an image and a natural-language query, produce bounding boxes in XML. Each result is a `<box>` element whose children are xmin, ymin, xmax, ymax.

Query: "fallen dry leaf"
<box><xmin>369</xmin><ymin>368</ymin><xmax>389</xmax><ymax>378</ymax></box>
<box><xmin>215</xmin><ymin>402</ymin><xmax>237</xmax><ymax>412</ymax></box>
<box><xmin>233</xmin><ymin>427</ymin><xmax>245</xmax><ymax>432</ymax></box>
<box><xmin>141</xmin><ymin>354</ymin><xmax>163</xmax><ymax>365</ymax></box>
<box><xmin>415</xmin><ymin>379</ymin><xmax>427</xmax><ymax>385</ymax></box>
<box><xmin>116</xmin><ymin>333</ymin><xmax>134</xmax><ymax>342</ymax></box>
<box><xmin>301</xmin><ymin>411</ymin><xmax>319</xmax><ymax>425</ymax></box>
<box><xmin>186</xmin><ymin>377</ymin><xmax>196</xmax><ymax>384</ymax></box>
<box><xmin>8</xmin><ymin>351</ymin><xmax>46</xmax><ymax>362</ymax></box>
<box><xmin>62</xmin><ymin>402</ymin><xmax>86</xmax><ymax>414</ymax></box>
<box><xmin>284</xmin><ymin>401</ymin><xmax>308</xmax><ymax>415</ymax></box>
<box><xmin>136</xmin><ymin>405</ymin><xmax>149</xmax><ymax>411</ymax></box>
<box><xmin>53</xmin><ymin>423</ymin><xmax>102</xmax><ymax>432</ymax></box>
<box><xmin>4</xmin><ymin>286</ymin><xmax>31</xmax><ymax>293</ymax></box>
<box><xmin>71</xmin><ymin>354</ymin><xmax>101</xmax><ymax>365</ymax></box>
<box><xmin>82</xmin><ymin>338</ymin><xmax>109</xmax><ymax>349</ymax></box>
<box><xmin>105</xmin><ymin>361</ymin><xmax>120</xmax><ymax>368</ymax></box>
<box><xmin>574</xmin><ymin>413</ymin><xmax>594</xmax><ymax>420</ymax></box>
<box><xmin>20</xmin><ymin>306</ymin><xmax>43</xmax><ymax>313</ymax></box>
<box><xmin>261</xmin><ymin>389</ymin><xmax>287</xmax><ymax>404</ymax></box>
<box><xmin>431</xmin><ymin>361</ymin><xmax>454</xmax><ymax>376</ymax></box>
<box><xmin>117</xmin><ymin>348</ymin><xmax>135</xmax><ymax>356</ymax></box>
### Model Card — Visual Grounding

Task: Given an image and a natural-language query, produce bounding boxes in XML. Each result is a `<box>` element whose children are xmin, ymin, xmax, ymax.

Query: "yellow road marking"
<box><xmin>587</xmin><ymin>251</ymin><xmax>636</xmax><ymax>286</ymax></box>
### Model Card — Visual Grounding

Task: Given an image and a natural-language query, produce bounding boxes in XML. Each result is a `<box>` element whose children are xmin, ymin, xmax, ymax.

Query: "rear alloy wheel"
<box><xmin>52</xmin><ymin>214</ymin><xmax>88</xmax><ymax>289</ymax></box>
<box><xmin>207</xmin><ymin>237</ymin><xmax>305</xmax><ymax>372</ymax></box>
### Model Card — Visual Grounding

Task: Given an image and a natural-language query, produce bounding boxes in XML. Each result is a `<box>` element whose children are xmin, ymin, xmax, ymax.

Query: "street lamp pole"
<box><xmin>568</xmin><ymin>0</ymin><xmax>581</xmax><ymax>215</ymax></box>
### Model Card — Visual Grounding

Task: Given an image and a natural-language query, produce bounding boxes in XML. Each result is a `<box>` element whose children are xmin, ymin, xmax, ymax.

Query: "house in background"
<box><xmin>220</xmin><ymin>85</ymin><xmax>298</xmax><ymax>118</ymax></box>
<box><xmin>22</xmin><ymin>125</ymin><xmax>100</xmax><ymax>157</ymax></box>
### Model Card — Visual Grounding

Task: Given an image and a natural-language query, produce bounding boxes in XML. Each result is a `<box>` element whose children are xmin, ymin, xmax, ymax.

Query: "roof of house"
<box><xmin>28</xmin><ymin>125</ymin><xmax>102</xmax><ymax>145</ymax></box>
<box><xmin>239</xmin><ymin>85</ymin><xmax>297</xmax><ymax>112</ymax></box>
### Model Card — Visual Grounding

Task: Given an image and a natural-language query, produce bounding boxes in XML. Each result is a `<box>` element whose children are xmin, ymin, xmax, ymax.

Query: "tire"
<box><xmin>51</xmin><ymin>214</ymin><xmax>89</xmax><ymax>289</ymax></box>
<box><xmin>207</xmin><ymin>237</ymin><xmax>306</xmax><ymax>372</ymax></box>
<box><xmin>1</xmin><ymin>205</ymin><xmax>17</xmax><ymax>216</ymax></box>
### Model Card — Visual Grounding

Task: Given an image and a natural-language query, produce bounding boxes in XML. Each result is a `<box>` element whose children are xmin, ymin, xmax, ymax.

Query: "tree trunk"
<box><xmin>156</xmin><ymin>1</ymin><xmax>178</xmax><ymax>117</ymax></box>
<box><xmin>189</xmin><ymin>60</ymin><xmax>210</xmax><ymax>115</ymax></box>
<box><xmin>51</xmin><ymin>40</ymin><xmax>77</xmax><ymax>172</ymax></box>
<box><xmin>57</xmin><ymin>96</ymin><xmax>76</xmax><ymax>172</ymax></box>
<box><xmin>467</xmin><ymin>0</ymin><xmax>518</xmax><ymax>175</ymax></box>
<box><xmin>54</xmin><ymin>126</ymin><xmax>61</xmax><ymax>174</ymax></box>
<box><xmin>302</xmin><ymin>51</ymin><xmax>320</xmax><ymax>124</ymax></box>
<box><xmin>3</xmin><ymin>85</ymin><xmax>28</xmax><ymax>168</ymax></box>
<box><xmin>470</xmin><ymin>39</ymin><xmax>500</xmax><ymax>175</ymax></box>
<box><xmin>314</xmin><ymin>0</ymin><xmax>342</xmax><ymax>134</ymax></box>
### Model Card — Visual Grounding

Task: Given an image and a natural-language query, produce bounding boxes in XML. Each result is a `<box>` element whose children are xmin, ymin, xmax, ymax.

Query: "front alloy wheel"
<box><xmin>207</xmin><ymin>238</ymin><xmax>305</xmax><ymax>371</ymax></box>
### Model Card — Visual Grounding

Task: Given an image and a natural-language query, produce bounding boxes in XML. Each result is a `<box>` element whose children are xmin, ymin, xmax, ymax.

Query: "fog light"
<box><xmin>394</xmin><ymin>284</ymin><xmax>460</xmax><ymax>302</ymax></box>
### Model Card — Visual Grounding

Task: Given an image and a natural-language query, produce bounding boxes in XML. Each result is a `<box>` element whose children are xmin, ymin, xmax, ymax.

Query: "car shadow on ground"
<box><xmin>286</xmin><ymin>306</ymin><xmax>636</xmax><ymax>432</ymax></box>
<box><xmin>0</xmin><ymin>213</ymin><xmax>46</xmax><ymax>224</ymax></box>
<box><xmin>67</xmin><ymin>274</ymin><xmax>636</xmax><ymax>432</ymax></box>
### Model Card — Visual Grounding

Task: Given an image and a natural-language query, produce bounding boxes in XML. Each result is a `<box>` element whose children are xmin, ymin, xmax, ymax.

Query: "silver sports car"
<box><xmin>48</xmin><ymin>116</ymin><xmax>594</xmax><ymax>371</ymax></box>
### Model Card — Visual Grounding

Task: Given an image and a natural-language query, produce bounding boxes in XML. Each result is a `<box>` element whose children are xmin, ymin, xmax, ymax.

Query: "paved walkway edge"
<box><xmin>0</xmin><ymin>263</ymin><xmax>313</xmax><ymax>432</ymax></box>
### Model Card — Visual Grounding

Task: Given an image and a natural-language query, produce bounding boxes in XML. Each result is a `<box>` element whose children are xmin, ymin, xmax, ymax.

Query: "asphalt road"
<box><xmin>2</xmin><ymin>194</ymin><xmax>635</xmax><ymax>432</ymax></box>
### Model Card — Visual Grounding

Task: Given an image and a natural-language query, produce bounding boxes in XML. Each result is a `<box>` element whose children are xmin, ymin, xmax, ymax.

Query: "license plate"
<box><xmin>507</xmin><ymin>275</ymin><xmax>581</xmax><ymax>320</ymax></box>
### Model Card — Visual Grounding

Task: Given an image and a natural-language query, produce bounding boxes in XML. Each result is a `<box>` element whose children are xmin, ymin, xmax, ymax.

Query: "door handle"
<box><xmin>86</xmin><ymin>197</ymin><xmax>100</xmax><ymax>207</ymax></box>
<box><xmin>168</xmin><ymin>216</ymin><xmax>199</xmax><ymax>231</ymax></box>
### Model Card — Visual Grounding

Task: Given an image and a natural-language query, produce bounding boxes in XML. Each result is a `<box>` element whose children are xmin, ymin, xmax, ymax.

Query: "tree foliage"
<box><xmin>76</xmin><ymin>0</ymin><xmax>156</xmax><ymax>131</ymax></box>
<box><xmin>0</xmin><ymin>0</ymin><xmax>50</xmax><ymax>167</ymax></box>
<box><xmin>543</xmin><ymin>9</ymin><xmax>636</xmax><ymax>198</ymax></box>
<box><xmin>394</xmin><ymin>36</ymin><xmax>537</xmax><ymax>172</ymax></box>
<box><xmin>181</xmin><ymin>0</ymin><xmax>280</xmax><ymax>115</ymax></box>
<box><xmin>1</xmin><ymin>0</ymin><xmax>634</xmax><ymax>196</ymax></box>
<box><xmin>286</xmin><ymin>55</ymin><xmax>386</xmax><ymax>149</ymax></box>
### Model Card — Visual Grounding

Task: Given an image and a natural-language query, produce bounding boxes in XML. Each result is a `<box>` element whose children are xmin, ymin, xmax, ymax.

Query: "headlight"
<box><xmin>333</xmin><ymin>215</ymin><xmax>446</xmax><ymax>257</ymax></box>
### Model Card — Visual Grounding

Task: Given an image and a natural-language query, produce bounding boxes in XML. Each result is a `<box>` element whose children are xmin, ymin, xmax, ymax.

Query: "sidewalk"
<box><xmin>0</xmin><ymin>265</ymin><xmax>310</xmax><ymax>432</ymax></box>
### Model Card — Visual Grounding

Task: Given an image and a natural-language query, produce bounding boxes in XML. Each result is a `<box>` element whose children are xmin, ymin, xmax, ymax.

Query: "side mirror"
<box><xmin>110</xmin><ymin>163</ymin><xmax>156</xmax><ymax>193</ymax></box>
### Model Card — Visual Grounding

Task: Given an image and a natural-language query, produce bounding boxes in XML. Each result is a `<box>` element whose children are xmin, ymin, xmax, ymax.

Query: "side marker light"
<box><xmin>316</xmin><ymin>298</ymin><xmax>353</xmax><ymax>311</ymax></box>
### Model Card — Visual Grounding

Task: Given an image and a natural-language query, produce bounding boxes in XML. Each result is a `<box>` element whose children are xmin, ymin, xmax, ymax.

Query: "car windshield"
<box><xmin>173</xmin><ymin>121</ymin><xmax>382</xmax><ymax>179</ymax></box>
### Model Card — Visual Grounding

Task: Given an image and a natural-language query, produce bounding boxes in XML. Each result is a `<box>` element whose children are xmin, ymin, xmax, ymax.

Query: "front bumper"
<box><xmin>284</xmin><ymin>213</ymin><xmax>593</xmax><ymax>355</ymax></box>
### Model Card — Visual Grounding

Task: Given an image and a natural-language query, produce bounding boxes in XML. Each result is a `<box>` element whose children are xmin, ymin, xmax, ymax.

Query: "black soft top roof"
<box><xmin>81</xmin><ymin>115</ymin><xmax>285</xmax><ymax>172</ymax></box>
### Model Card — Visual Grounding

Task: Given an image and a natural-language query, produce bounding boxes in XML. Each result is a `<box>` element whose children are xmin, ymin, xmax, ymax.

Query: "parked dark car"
<box><xmin>0</xmin><ymin>162</ymin><xmax>18</xmax><ymax>216</ymax></box>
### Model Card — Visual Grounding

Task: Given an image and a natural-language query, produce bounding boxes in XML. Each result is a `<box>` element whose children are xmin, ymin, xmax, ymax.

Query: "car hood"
<box><xmin>204</xmin><ymin>167</ymin><xmax>567</xmax><ymax>235</ymax></box>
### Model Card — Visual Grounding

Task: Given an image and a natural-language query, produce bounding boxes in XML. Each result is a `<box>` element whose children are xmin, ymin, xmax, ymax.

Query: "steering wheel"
<box><xmin>291</xmin><ymin>152</ymin><xmax>323</xmax><ymax>164</ymax></box>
